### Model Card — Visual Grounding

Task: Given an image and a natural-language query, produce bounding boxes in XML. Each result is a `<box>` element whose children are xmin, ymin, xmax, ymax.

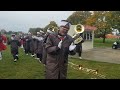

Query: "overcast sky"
<box><xmin>0</xmin><ymin>11</ymin><xmax>75</xmax><ymax>33</ymax></box>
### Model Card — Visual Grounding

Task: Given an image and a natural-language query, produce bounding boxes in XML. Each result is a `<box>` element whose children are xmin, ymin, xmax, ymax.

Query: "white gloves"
<box><xmin>69</xmin><ymin>43</ymin><xmax>76</xmax><ymax>51</ymax></box>
<box><xmin>26</xmin><ymin>39</ymin><xmax>28</xmax><ymax>41</ymax></box>
<box><xmin>72</xmin><ymin>34</ymin><xmax>76</xmax><ymax>38</ymax></box>
<box><xmin>3</xmin><ymin>43</ymin><xmax>7</xmax><ymax>45</ymax></box>
<box><xmin>58</xmin><ymin>40</ymin><xmax>76</xmax><ymax>51</ymax></box>
<box><xmin>58</xmin><ymin>40</ymin><xmax>63</xmax><ymax>49</ymax></box>
<box><xmin>11</xmin><ymin>37</ymin><xmax>14</xmax><ymax>40</ymax></box>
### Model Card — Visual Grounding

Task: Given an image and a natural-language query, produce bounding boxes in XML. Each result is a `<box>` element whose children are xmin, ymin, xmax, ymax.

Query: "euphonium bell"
<box><xmin>74</xmin><ymin>24</ymin><xmax>84</xmax><ymax>34</ymax></box>
<box><xmin>73</xmin><ymin>24</ymin><xmax>84</xmax><ymax>38</ymax></box>
<box><xmin>73</xmin><ymin>24</ymin><xmax>85</xmax><ymax>44</ymax></box>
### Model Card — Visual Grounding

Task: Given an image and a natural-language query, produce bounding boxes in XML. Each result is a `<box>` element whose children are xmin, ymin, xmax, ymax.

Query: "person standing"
<box><xmin>75</xmin><ymin>33</ymin><xmax>84</xmax><ymax>59</ymax></box>
<box><xmin>0</xmin><ymin>32</ymin><xmax>7</xmax><ymax>60</ymax></box>
<box><xmin>24</xmin><ymin>32</ymin><xmax>32</xmax><ymax>55</ymax></box>
<box><xmin>42</xmin><ymin>27</ymin><xmax>55</xmax><ymax>65</ymax></box>
<box><xmin>34</xmin><ymin>32</ymin><xmax>44</xmax><ymax>62</ymax></box>
<box><xmin>45</xmin><ymin>20</ymin><xmax>76</xmax><ymax>79</ymax></box>
<box><xmin>8</xmin><ymin>34</ymin><xmax>21</xmax><ymax>62</ymax></box>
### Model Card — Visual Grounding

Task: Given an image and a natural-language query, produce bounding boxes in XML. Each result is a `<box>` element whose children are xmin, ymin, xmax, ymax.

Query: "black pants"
<box><xmin>25</xmin><ymin>47</ymin><xmax>31</xmax><ymax>54</ymax></box>
<box><xmin>25</xmin><ymin>42</ymin><xmax>31</xmax><ymax>54</ymax></box>
<box><xmin>78</xmin><ymin>51</ymin><xmax>82</xmax><ymax>57</ymax></box>
<box><xmin>76</xmin><ymin>45</ymin><xmax>82</xmax><ymax>57</ymax></box>
<box><xmin>36</xmin><ymin>53</ymin><xmax>42</xmax><ymax>61</ymax></box>
<box><xmin>42</xmin><ymin>47</ymin><xmax>47</xmax><ymax>64</ymax></box>
<box><xmin>11</xmin><ymin>49</ymin><xmax>19</xmax><ymax>60</ymax></box>
<box><xmin>31</xmin><ymin>51</ymin><xmax>35</xmax><ymax>55</ymax></box>
<box><xmin>13</xmin><ymin>54</ymin><xmax>18</xmax><ymax>60</ymax></box>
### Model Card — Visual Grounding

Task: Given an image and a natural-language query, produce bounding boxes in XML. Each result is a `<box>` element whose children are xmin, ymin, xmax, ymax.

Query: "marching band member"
<box><xmin>30</xmin><ymin>34</ymin><xmax>36</xmax><ymax>57</ymax></box>
<box><xmin>22</xmin><ymin>34</ymin><xmax>28</xmax><ymax>52</ymax></box>
<box><xmin>35</xmin><ymin>31</ymin><xmax>44</xmax><ymax>63</ymax></box>
<box><xmin>24</xmin><ymin>32</ymin><xmax>32</xmax><ymax>55</ymax></box>
<box><xmin>0</xmin><ymin>32</ymin><xmax>7</xmax><ymax>60</ymax></box>
<box><xmin>42</xmin><ymin>27</ymin><xmax>55</xmax><ymax>65</ymax></box>
<box><xmin>75</xmin><ymin>33</ymin><xmax>84</xmax><ymax>59</ymax></box>
<box><xmin>8</xmin><ymin>34</ymin><xmax>21</xmax><ymax>62</ymax></box>
<box><xmin>19</xmin><ymin>33</ymin><xmax>24</xmax><ymax>49</ymax></box>
<box><xmin>45</xmin><ymin>20</ymin><xmax>76</xmax><ymax>79</ymax></box>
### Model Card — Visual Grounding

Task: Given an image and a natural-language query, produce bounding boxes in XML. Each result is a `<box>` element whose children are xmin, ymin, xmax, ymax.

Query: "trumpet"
<box><xmin>72</xmin><ymin>24</ymin><xmax>85</xmax><ymax>44</ymax></box>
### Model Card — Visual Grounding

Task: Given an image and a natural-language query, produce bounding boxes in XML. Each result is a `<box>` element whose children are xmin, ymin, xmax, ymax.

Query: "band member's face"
<box><xmin>59</xmin><ymin>26</ymin><xmax>69</xmax><ymax>36</ymax></box>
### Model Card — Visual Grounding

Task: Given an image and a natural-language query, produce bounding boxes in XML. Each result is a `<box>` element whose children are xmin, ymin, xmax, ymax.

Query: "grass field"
<box><xmin>94</xmin><ymin>38</ymin><xmax>116</xmax><ymax>47</ymax></box>
<box><xmin>0</xmin><ymin>42</ymin><xmax>120</xmax><ymax>79</ymax></box>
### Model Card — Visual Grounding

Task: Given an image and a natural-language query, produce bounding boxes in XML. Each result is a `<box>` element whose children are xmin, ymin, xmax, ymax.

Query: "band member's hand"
<box><xmin>26</xmin><ymin>39</ymin><xmax>28</xmax><ymax>41</ymax></box>
<box><xmin>3</xmin><ymin>43</ymin><xmax>7</xmax><ymax>45</ymax></box>
<box><xmin>69</xmin><ymin>43</ymin><xmax>76</xmax><ymax>51</ymax></box>
<box><xmin>72</xmin><ymin>34</ymin><xmax>76</xmax><ymax>38</ymax></box>
<box><xmin>58</xmin><ymin>40</ymin><xmax>63</xmax><ymax>49</ymax></box>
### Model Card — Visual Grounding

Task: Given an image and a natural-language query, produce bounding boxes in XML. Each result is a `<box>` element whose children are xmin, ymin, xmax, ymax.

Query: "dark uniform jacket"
<box><xmin>45</xmin><ymin>32</ymin><xmax>76</xmax><ymax>79</ymax></box>
<box><xmin>34</xmin><ymin>36</ymin><xmax>43</xmax><ymax>54</ymax></box>
<box><xmin>8</xmin><ymin>38</ymin><xmax>21</xmax><ymax>54</ymax></box>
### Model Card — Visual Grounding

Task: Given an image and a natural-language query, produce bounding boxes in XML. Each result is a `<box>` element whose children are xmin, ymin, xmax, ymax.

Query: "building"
<box><xmin>68</xmin><ymin>25</ymin><xmax>97</xmax><ymax>51</ymax></box>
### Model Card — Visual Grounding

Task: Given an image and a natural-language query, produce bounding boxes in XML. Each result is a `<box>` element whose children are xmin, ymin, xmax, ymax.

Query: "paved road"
<box><xmin>70</xmin><ymin>47</ymin><xmax>120</xmax><ymax>64</ymax></box>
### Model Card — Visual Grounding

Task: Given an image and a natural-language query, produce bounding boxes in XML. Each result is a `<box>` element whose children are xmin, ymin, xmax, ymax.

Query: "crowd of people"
<box><xmin>0</xmin><ymin>20</ymin><xmax>84</xmax><ymax>79</ymax></box>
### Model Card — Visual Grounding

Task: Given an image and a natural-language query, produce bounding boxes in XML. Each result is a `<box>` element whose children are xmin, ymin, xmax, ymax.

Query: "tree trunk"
<box><xmin>103</xmin><ymin>36</ymin><xmax>105</xmax><ymax>43</ymax></box>
<box><xmin>103</xmin><ymin>30</ymin><xmax>106</xmax><ymax>43</ymax></box>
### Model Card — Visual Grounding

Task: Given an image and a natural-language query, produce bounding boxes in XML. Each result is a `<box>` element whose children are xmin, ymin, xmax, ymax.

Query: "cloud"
<box><xmin>0</xmin><ymin>11</ymin><xmax>75</xmax><ymax>33</ymax></box>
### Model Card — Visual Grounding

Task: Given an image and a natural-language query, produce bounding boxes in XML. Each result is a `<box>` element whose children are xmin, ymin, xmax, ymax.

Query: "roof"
<box><xmin>84</xmin><ymin>25</ymin><xmax>97</xmax><ymax>31</ymax></box>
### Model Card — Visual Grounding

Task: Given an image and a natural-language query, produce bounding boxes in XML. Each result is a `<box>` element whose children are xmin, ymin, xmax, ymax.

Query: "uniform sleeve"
<box><xmin>45</xmin><ymin>35</ymin><xmax>60</xmax><ymax>55</ymax></box>
<box><xmin>18</xmin><ymin>40</ymin><xmax>21</xmax><ymax>46</ymax></box>
<box><xmin>2</xmin><ymin>35</ymin><xmax>7</xmax><ymax>43</ymax></box>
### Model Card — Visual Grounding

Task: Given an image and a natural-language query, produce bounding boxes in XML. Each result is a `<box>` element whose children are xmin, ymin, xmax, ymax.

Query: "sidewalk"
<box><xmin>70</xmin><ymin>47</ymin><xmax>120</xmax><ymax>64</ymax></box>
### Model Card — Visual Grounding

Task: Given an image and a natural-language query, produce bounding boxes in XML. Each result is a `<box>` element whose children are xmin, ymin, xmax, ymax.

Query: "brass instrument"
<box><xmin>47</xmin><ymin>26</ymin><xmax>59</xmax><ymax>33</ymax></box>
<box><xmin>74</xmin><ymin>36</ymin><xmax>84</xmax><ymax>44</ymax></box>
<box><xmin>46</xmin><ymin>26</ymin><xmax>55</xmax><ymax>34</ymax></box>
<box><xmin>74</xmin><ymin>24</ymin><xmax>84</xmax><ymax>34</ymax></box>
<box><xmin>48</xmin><ymin>26</ymin><xmax>55</xmax><ymax>32</ymax></box>
<box><xmin>72</xmin><ymin>24</ymin><xmax>85</xmax><ymax>44</ymax></box>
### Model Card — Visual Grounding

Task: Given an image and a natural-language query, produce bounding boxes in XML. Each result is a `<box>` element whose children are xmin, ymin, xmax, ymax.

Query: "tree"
<box><xmin>1</xmin><ymin>29</ymin><xmax>7</xmax><ymax>34</ymax></box>
<box><xmin>67</xmin><ymin>11</ymin><xmax>92</xmax><ymax>25</ymax></box>
<box><xmin>28</xmin><ymin>28</ymin><xmax>36</xmax><ymax>34</ymax></box>
<box><xmin>85</xmin><ymin>11</ymin><xmax>113</xmax><ymax>43</ymax></box>
<box><xmin>43</xmin><ymin>21</ymin><xmax>58</xmax><ymax>32</ymax></box>
<box><xmin>67</xmin><ymin>11</ymin><xmax>120</xmax><ymax>43</ymax></box>
<box><xmin>109</xmin><ymin>11</ymin><xmax>120</xmax><ymax>32</ymax></box>
<box><xmin>7</xmin><ymin>31</ymin><xmax>13</xmax><ymax>35</ymax></box>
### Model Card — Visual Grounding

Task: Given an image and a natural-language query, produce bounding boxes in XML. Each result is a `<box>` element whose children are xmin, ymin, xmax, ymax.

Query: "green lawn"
<box><xmin>0</xmin><ymin>46</ymin><xmax>45</xmax><ymax>79</ymax></box>
<box><xmin>0</xmin><ymin>45</ymin><xmax>120</xmax><ymax>79</ymax></box>
<box><xmin>68</xmin><ymin>58</ymin><xmax>120</xmax><ymax>79</ymax></box>
<box><xmin>94</xmin><ymin>38</ymin><xmax>116</xmax><ymax>47</ymax></box>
